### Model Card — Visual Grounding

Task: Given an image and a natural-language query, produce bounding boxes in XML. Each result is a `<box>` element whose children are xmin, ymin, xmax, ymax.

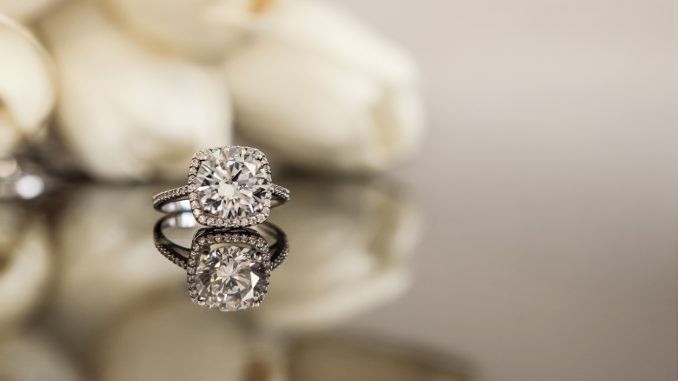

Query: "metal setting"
<box><xmin>153</xmin><ymin>146</ymin><xmax>290</xmax><ymax>227</ymax></box>
<box><xmin>153</xmin><ymin>212</ymin><xmax>289</xmax><ymax>311</ymax></box>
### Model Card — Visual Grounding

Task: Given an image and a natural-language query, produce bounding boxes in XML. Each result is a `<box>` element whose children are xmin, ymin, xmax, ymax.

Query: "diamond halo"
<box><xmin>187</xmin><ymin>230</ymin><xmax>271</xmax><ymax>311</ymax></box>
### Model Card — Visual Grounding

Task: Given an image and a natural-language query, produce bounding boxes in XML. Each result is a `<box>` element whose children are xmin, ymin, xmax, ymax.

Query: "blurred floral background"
<box><xmin>0</xmin><ymin>0</ymin><xmax>676</xmax><ymax>380</ymax></box>
<box><xmin>0</xmin><ymin>0</ymin><xmax>423</xmax><ymax>182</ymax></box>
<box><xmin>0</xmin><ymin>1</ymin><xmax>434</xmax><ymax>379</ymax></box>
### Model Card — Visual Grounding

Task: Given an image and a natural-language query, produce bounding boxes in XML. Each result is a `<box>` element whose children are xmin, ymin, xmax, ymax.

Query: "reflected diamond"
<box><xmin>193</xmin><ymin>245</ymin><xmax>267</xmax><ymax>311</ymax></box>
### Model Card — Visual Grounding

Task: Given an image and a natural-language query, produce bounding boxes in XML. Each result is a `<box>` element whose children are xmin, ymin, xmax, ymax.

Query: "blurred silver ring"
<box><xmin>153</xmin><ymin>212</ymin><xmax>289</xmax><ymax>311</ymax></box>
<box><xmin>153</xmin><ymin>212</ymin><xmax>289</xmax><ymax>272</ymax></box>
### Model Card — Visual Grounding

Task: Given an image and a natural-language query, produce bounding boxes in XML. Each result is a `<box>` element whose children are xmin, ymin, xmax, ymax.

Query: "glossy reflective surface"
<box><xmin>0</xmin><ymin>178</ymin><xmax>435</xmax><ymax>381</ymax></box>
<box><xmin>1</xmin><ymin>167</ymin><xmax>674</xmax><ymax>380</ymax></box>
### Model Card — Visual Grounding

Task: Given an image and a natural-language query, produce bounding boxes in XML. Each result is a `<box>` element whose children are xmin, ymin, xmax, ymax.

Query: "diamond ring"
<box><xmin>153</xmin><ymin>212</ymin><xmax>289</xmax><ymax>311</ymax></box>
<box><xmin>153</xmin><ymin>146</ymin><xmax>290</xmax><ymax>227</ymax></box>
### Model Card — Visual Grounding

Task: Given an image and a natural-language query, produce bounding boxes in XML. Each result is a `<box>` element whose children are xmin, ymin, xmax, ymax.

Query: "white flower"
<box><xmin>100</xmin><ymin>0</ymin><xmax>282</xmax><ymax>62</ymax></box>
<box><xmin>224</xmin><ymin>0</ymin><xmax>424</xmax><ymax>172</ymax></box>
<box><xmin>0</xmin><ymin>15</ymin><xmax>56</xmax><ymax>157</ymax></box>
<box><xmin>40</xmin><ymin>1</ymin><xmax>232</xmax><ymax>180</ymax></box>
<box><xmin>253</xmin><ymin>178</ymin><xmax>420</xmax><ymax>330</ymax></box>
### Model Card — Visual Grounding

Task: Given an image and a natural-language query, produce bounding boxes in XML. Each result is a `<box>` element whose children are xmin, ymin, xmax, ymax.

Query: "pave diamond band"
<box><xmin>153</xmin><ymin>184</ymin><xmax>290</xmax><ymax>214</ymax></box>
<box><xmin>153</xmin><ymin>146</ymin><xmax>290</xmax><ymax>227</ymax></box>
<box><xmin>153</xmin><ymin>213</ymin><xmax>289</xmax><ymax>311</ymax></box>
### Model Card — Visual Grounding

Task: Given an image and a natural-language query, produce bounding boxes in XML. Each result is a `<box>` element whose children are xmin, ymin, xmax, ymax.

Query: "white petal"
<box><xmin>40</xmin><ymin>1</ymin><xmax>232</xmax><ymax>180</ymax></box>
<box><xmin>224</xmin><ymin>39</ymin><xmax>423</xmax><ymax>171</ymax></box>
<box><xmin>101</xmin><ymin>0</ymin><xmax>281</xmax><ymax>62</ymax></box>
<box><xmin>0</xmin><ymin>0</ymin><xmax>61</xmax><ymax>21</ymax></box>
<box><xmin>0</xmin><ymin>15</ymin><xmax>56</xmax><ymax>156</ymax></box>
<box><xmin>265</xmin><ymin>0</ymin><xmax>417</xmax><ymax>85</ymax></box>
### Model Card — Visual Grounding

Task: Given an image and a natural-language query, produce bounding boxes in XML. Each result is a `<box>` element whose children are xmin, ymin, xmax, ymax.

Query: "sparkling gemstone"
<box><xmin>195</xmin><ymin>147</ymin><xmax>270</xmax><ymax>219</ymax></box>
<box><xmin>193</xmin><ymin>245</ymin><xmax>267</xmax><ymax>311</ymax></box>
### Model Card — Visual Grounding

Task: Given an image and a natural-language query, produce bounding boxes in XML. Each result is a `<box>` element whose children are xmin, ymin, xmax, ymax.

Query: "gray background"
<box><xmin>334</xmin><ymin>1</ymin><xmax>677</xmax><ymax>380</ymax></box>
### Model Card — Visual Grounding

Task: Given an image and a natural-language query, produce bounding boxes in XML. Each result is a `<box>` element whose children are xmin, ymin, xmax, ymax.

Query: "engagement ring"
<box><xmin>153</xmin><ymin>146</ymin><xmax>290</xmax><ymax>227</ymax></box>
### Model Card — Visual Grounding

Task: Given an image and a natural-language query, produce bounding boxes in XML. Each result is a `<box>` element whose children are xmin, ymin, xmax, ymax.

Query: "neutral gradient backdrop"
<box><xmin>332</xmin><ymin>1</ymin><xmax>677</xmax><ymax>381</ymax></box>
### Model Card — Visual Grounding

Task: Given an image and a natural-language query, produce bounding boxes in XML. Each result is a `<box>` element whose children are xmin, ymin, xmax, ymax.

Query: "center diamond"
<box><xmin>193</xmin><ymin>245</ymin><xmax>267</xmax><ymax>311</ymax></box>
<box><xmin>194</xmin><ymin>147</ymin><xmax>271</xmax><ymax>220</ymax></box>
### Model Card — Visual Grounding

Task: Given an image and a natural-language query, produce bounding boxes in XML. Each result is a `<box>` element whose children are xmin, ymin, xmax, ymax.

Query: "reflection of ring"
<box><xmin>153</xmin><ymin>213</ymin><xmax>289</xmax><ymax>311</ymax></box>
<box><xmin>152</xmin><ymin>146</ymin><xmax>290</xmax><ymax>228</ymax></box>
